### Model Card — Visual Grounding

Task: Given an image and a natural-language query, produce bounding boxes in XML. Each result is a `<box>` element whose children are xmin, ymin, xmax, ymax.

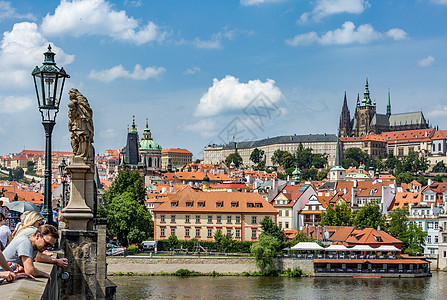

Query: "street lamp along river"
<box><xmin>32</xmin><ymin>44</ymin><xmax>70</xmax><ymax>226</ymax></box>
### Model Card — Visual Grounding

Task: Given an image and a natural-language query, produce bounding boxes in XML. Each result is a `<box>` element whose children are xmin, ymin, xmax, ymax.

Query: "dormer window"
<box><xmin>375</xmin><ymin>236</ymin><xmax>383</xmax><ymax>242</ymax></box>
<box><xmin>171</xmin><ymin>202</ymin><xmax>178</xmax><ymax>207</ymax></box>
<box><xmin>216</xmin><ymin>202</ymin><xmax>223</xmax><ymax>208</ymax></box>
<box><xmin>247</xmin><ymin>203</ymin><xmax>253</xmax><ymax>208</ymax></box>
<box><xmin>186</xmin><ymin>202</ymin><xmax>193</xmax><ymax>207</ymax></box>
<box><xmin>198</xmin><ymin>202</ymin><xmax>205</xmax><ymax>207</ymax></box>
<box><xmin>231</xmin><ymin>202</ymin><xmax>238</xmax><ymax>208</ymax></box>
<box><xmin>255</xmin><ymin>203</ymin><xmax>263</xmax><ymax>208</ymax></box>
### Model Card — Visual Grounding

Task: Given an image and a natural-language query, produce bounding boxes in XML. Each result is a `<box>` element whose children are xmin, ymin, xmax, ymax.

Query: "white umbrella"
<box><xmin>325</xmin><ymin>244</ymin><xmax>348</xmax><ymax>251</ymax></box>
<box><xmin>376</xmin><ymin>245</ymin><xmax>401</xmax><ymax>252</ymax></box>
<box><xmin>350</xmin><ymin>245</ymin><xmax>374</xmax><ymax>252</ymax></box>
<box><xmin>0</xmin><ymin>197</ymin><xmax>10</xmax><ymax>204</ymax></box>
<box><xmin>291</xmin><ymin>242</ymin><xmax>324</xmax><ymax>251</ymax></box>
<box><xmin>5</xmin><ymin>201</ymin><xmax>40</xmax><ymax>213</ymax></box>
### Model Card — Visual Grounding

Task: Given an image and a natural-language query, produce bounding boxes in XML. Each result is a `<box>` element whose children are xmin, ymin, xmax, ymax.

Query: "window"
<box><xmin>278</xmin><ymin>210</ymin><xmax>282</xmax><ymax>217</ymax></box>
<box><xmin>185</xmin><ymin>228</ymin><xmax>190</xmax><ymax>237</ymax></box>
<box><xmin>160</xmin><ymin>215</ymin><xmax>165</xmax><ymax>223</ymax></box>
<box><xmin>252</xmin><ymin>229</ymin><xmax>257</xmax><ymax>239</ymax></box>
<box><xmin>285</xmin><ymin>222</ymin><xmax>289</xmax><ymax>229</ymax></box>
<box><xmin>247</xmin><ymin>203</ymin><xmax>253</xmax><ymax>208</ymax></box>
<box><xmin>435</xmin><ymin>236</ymin><xmax>438</xmax><ymax>243</ymax></box>
<box><xmin>208</xmin><ymin>215</ymin><xmax>213</xmax><ymax>223</ymax></box>
<box><xmin>236</xmin><ymin>216</ymin><xmax>241</xmax><ymax>224</ymax></box>
<box><xmin>418</xmin><ymin>222</ymin><xmax>423</xmax><ymax>228</ymax></box>
<box><xmin>252</xmin><ymin>216</ymin><xmax>257</xmax><ymax>224</ymax></box>
<box><xmin>198</xmin><ymin>202</ymin><xmax>205</xmax><ymax>207</ymax></box>
<box><xmin>285</xmin><ymin>210</ymin><xmax>289</xmax><ymax>217</ymax></box>
<box><xmin>207</xmin><ymin>229</ymin><xmax>213</xmax><ymax>237</ymax></box>
<box><xmin>227</xmin><ymin>216</ymin><xmax>232</xmax><ymax>224</ymax></box>
<box><xmin>255</xmin><ymin>203</ymin><xmax>262</xmax><ymax>208</ymax></box>
<box><xmin>444</xmin><ymin>251</ymin><xmax>446</xmax><ymax>258</ymax></box>
<box><xmin>428</xmin><ymin>236</ymin><xmax>432</xmax><ymax>243</ymax></box>
<box><xmin>216</xmin><ymin>202</ymin><xmax>223</xmax><ymax>208</ymax></box>
<box><xmin>171</xmin><ymin>215</ymin><xmax>176</xmax><ymax>223</ymax></box>
<box><xmin>278</xmin><ymin>222</ymin><xmax>282</xmax><ymax>228</ymax></box>
<box><xmin>235</xmin><ymin>229</ymin><xmax>240</xmax><ymax>238</ymax></box>
<box><xmin>217</xmin><ymin>216</ymin><xmax>222</xmax><ymax>224</ymax></box>
<box><xmin>196</xmin><ymin>228</ymin><xmax>201</xmax><ymax>237</ymax></box>
<box><xmin>170</xmin><ymin>228</ymin><xmax>175</xmax><ymax>236</ymax></box>
<box><xmin>231</xmin><ymin>202</ymin><xmax>238</xmax><ymax>208</ymax></box>
<box><xmin>196</xmin><ymin>215</ymin><xmax>201</xmax><ymax>223</ymax></box>
<box><xmin>185</xmin><ymin>215</ymin><xmax>190</xmax><ymax>223</ymax></box>
<box><xmin>186</xmin><ymin>202</ymin><xmax>193</xmax><ymax>207</ymax></box>
<box><xmin>171</xmin><ymin>202</ymin><xmax>178</xmax><ymax>207</ymax></box>
<box><xmin>428</xmin><ymin>222</ymin><xmax>433</xmax><ymax>229</ymax></box>
<box><xmin>227</xmin><ymin>229</ymin><xmax>232</xmax><ymax>236</ymax></box>
<box><xmin>160</xmin><ymin>228</ymin><xmax>165</xmax><ymax>237</ymax></box>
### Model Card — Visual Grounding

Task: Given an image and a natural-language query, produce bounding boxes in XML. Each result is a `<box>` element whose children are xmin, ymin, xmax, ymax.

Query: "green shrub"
<box><xmin>127</xmin><ymin>245</ymin><xmax>139</xmax><ymax>255</ymax></box>
<box><xmin>283</xmin><ymin>267</ymin><xmax>303</xmax><ymax>277</ymax></box>
<box><xmin>175</xmin><ymin>269</ymin><xmax>193</xmax><ymax>276</ymax></box>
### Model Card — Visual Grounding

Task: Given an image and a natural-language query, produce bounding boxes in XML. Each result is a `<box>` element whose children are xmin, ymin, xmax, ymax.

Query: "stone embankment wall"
<box><xmin>107</xmin><ymin>256</ymin><xmax>314</xmax><ymax>275</ymax></box>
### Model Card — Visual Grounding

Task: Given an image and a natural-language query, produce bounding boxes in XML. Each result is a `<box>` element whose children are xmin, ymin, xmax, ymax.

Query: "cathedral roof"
<box><xmin>370</xmin><ymin>114</ymin><xmax>389</xmax><ymax>127</ymax></box>
<box><xmin>217</xmin><ymin>134</ymin><xmax>337</xmax><ymax>149</ymax></box>
<box><xmin>388</xmin><ymin>112</ymin><xmax>427</xmax><ymax>127</ymax></box>
<box><xmin>140</xmin><ymin>139</ymin><xmax>161</xmax><ymax>150</ymax></box>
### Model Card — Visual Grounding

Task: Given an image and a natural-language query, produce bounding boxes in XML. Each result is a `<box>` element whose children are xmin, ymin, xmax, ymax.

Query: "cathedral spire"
<box><xmin>338</xmin><ymin>91</ymin><xmax>351</xmax><ymax>137</ymax></box>
<box><xmin>130</xmin><ymin>115</ymin><xmax>138</xmax><ymax>134</ymax></box>
<box><xmin>362</xmin><ymin>76</ymin><xmax>372</xmax><ymax>106</ymax></box>
<box><xmin>356</xmin><ymin>93</ymin><xmax>360</xmax><ymax>106</ymax></box>
<box><xmin>387</xmin><ymin>89</ymin><xmax>391</xmax><ymax>117</ymax></box>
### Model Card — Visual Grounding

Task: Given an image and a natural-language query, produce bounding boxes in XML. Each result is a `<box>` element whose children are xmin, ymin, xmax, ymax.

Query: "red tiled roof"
<box><xmin>162</xmin><ymin>148</ymin><xmax>192</xmax><ymax>154</ymax></box>
<box><xmin>382</xmin><ymin>128</ymin><xmax>435</xmax><ymax>143</ymax></box>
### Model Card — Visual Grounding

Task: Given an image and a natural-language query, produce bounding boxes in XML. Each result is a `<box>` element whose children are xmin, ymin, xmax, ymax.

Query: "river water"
<box><xmin>114</xmin><ymin>271</ymin><xmax>446</xmax><ymax>300</ymax></box>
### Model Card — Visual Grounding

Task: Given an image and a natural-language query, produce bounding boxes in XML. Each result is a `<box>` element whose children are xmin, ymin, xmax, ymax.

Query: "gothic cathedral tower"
<box><xmin>338</xmin><ymin>91</ymin><xmax>351</xmax><ymax>137</ymax></box>
<box><xmin>353</xmin><ymin>77</ymin><xmax>376</xmax><ymax>136</ymax></box>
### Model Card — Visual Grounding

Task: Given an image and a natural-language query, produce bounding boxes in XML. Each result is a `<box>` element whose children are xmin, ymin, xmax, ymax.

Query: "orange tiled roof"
<box><xmin>164</xmin><ymin>172</ymin><xmax>231</xmax><ymax>182</ymax></box>
<box><xmin>382</xmin><ymin>128</ymin><xmax>435</xmax><ymax>143</ymax></box>
<box><xmin>340</xmin><ymin>137</ymin><xmax>363</xmax><ymax>142</ymax></box>
<box><xmin>391</xmin><ymin>192</ymin><xmax>422</xmax><ymax>210</ymax></box>
<box><xmin>329</xmin><ymin>227</ymin><xmax>401</xmax><ymax>246</ymax></box>
<box><xmin>153</xmin><ymin>186</ymin><xmax>277</xmax><ymax>214</ymax></box>
<box><xmin>431</xmin><ymin>130</ymin><xmax>447</xmax><ymax>140</ymax></box>
<box><xmin>162</xmin><ymin>148</ymin><xmax>192</xmax><ymax>154</ymax></box>
<box><xmin>362</xmin><ymin>134</ymin><xmax>386</xmax><ymax>142</ymax></box>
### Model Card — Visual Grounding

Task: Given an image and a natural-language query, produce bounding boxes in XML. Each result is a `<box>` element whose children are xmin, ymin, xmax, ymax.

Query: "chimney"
<box><xmin>316</xmin><ymin>225</ymin><xmax>319</xmax><ymax>240</ymax></box>
<box><xmin>377</xmin><ymin>225</ymin><xmax>381</xmax><ymax>231</ymax></box>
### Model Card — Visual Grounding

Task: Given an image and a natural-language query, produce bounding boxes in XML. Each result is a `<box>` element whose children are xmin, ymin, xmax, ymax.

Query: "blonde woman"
<box><xmin>11</xmin><ymin>211</ymin><xmax>31</xmax><ymax>239</ymax></box>
<box><xmin>14</xmin><ymin>212</ymin><xmax>43</xmax><ymax>239</ymax></box>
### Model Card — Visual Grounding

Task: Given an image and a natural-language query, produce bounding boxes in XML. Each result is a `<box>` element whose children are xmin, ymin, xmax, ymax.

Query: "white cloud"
<box><xmin>89</xmin><ymin>64</ymin><xmax>166</xmax><ymax>83</ymax></box>
<box><xmin>184</xmin><ymin>119</ymin><xmax>217</xmax><ymax>138</ymax></box>
<box><xmin>427</xmin><ymin>105</ymin><xmax>447</xmax><ymax>117</ymax></box>
<box><xmin>0</xmin><ymin>95</ymin><xmax>33</xmax><ymax>113</ymax></box>
<box><xmin>194</xmin><ymin>75</ymin><xmax>283</xmax><ymax>117</ymax></box>
<box><xmin>431</xmin><ymin>0</ymin><xmax>447</xmax><ymax>4</ymax></box>
<box><xmin>386</xmin><ymin>28</ymin><xmax>407</xmax><ymax>40</ymax></box>
<box><xmin>240</xmin><ymin>0</ymin><xmax>286</xmax><ymax>6</ymax></box>
<box><xmin>418</xmin><ymin>55</ymin><xmax>435</xmax><ymax>67</ymax></box>
<box><xmin>184</xmin><ymin>28</ymin><xmax>253</xmax><ymax>49</ymax></box>
<box><xmin>0</xmin><ymin>22</ymin><xmax>74</xmax><ymax>88</ymax></box>
<box><xmin>299</xmin><ymin>0</ymin><xmax>369</xmax><ymax>23</ymax></box>
<box><xmin>184</xmin><ymin>66</ymin><xmax>201</xmax><ymax>75</ymax></box>
<box><xmin>286</xmin><ymin>21</ymin><xmax>406</xmax><ymax>46</ymax></box>
<box><xmin>99</xmin><ymin>129</ymin><xmax>118</xmax><ymax>138</ymax></box>
<box><xmin>41</xmin><ymin>0</ymin><xmax>165</xmax><ymax>45</ymax></box>
<box><xmin>0</xmin><ymin>1</ymin><xmax>35</xmax><ymax>20</ymax></box>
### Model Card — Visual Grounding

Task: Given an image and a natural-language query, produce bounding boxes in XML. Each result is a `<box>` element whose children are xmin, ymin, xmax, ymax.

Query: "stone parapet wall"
<box><xmin>107</xmin><ymin>256</ymin><xmax>315</xmax><ymax>275</ymax></box>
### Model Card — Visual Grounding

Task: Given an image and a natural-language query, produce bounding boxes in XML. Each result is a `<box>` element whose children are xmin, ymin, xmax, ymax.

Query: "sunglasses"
<box><xmin>42</xmin><ymin>238</ymin><xmax>54</xmax><ymax>249</ymax></box>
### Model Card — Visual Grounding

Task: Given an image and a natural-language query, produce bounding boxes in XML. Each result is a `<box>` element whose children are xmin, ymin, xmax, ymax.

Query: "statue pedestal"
<box><xmin>61</xmin><ymin>156</ymin><xmax>94</xmax><ymax>230</ymax></box>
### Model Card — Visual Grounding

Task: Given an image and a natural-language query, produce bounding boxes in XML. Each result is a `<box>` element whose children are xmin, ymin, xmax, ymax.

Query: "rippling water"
<box><xmin>114</xmin><ymin>272</ymin><xmax>446</xmax><ymax>300</ymax></box>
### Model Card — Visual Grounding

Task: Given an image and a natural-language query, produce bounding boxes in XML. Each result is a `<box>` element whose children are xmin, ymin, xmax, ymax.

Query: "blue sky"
<box><xmin>0</xmin><ymin>0</ymin><xmax>446</xmax><ymax>159</ymax></box>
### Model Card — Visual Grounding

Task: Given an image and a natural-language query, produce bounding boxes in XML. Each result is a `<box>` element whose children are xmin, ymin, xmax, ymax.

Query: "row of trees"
<box><xmin>320</xmin><ymin>202</ymin><xmax>427</xmax><ymax>255</ymax></box>
<box><xmin>98</xmin><ymin>168</ymin><xmax>153</xmax><ymax>246</ymax></box>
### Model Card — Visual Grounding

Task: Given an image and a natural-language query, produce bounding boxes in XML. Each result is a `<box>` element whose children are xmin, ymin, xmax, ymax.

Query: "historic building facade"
<box><xmin>338</xmin><ymin>77</ymin><xmax>430</xmax><ymax>138</ymax></box>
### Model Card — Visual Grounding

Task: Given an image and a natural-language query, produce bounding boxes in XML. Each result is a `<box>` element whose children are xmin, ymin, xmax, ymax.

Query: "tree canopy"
<box><xmin>353</xmin><ymin>202</ymin><xmax>385</xmax><ymax>230</ymax></box>
<box><xmin>225</xmin><ymin>152</ymin><xmax>243</xmax><ymax>168</ymax></box>
<box><xmin>320</xmin><ymin>202</ymin><xmax>352</xmax><ymax>226</ymax></box>
<box><xmin>271</xmin><ymin>149</ymin><xmax>288</xmax><ymax>166</ymax></box>
<box><xmin>104</xmin><ymin>168</ymin><xmax>146</xmax><ymax>204</ymax></box>
<box><xmin>260</xmin><ymin>217</ymin><xmax>284</xmax><ymax>242</ymax></box>
<box><xmin>250</xmin><ymin>234</ymin><xmax>281</xmax><ymax>273</ymax></box>
<box><xmin>250</xmin><ymin>148</ymin><xmax>265</xmax><ymax>164</ymax></box>
<box><xmin>342</xmin><ymin>147</ymin><xmax>369</xmax><ymax>169</ymax></box>
<box><xmin>432</xmin><ymin>161</ymin><xmax>447</xmax><ymax>173</ymax></box>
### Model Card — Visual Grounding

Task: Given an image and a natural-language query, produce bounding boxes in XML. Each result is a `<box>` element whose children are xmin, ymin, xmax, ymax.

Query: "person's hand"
<box><xmin>15</xmin><ymin>264</ymin><xmax>24</xmax><ymax>273</ymax></box>
<box><xmin>43</xmin><ymin>250</ymin><xmax>53</xmax><ymax>256</ymax></box>
<box><xmin>15</xmin><ymin>273</ymin><xmax>34</xmax><ymax>280</ymax></box>
<box><xmin>0</xmin><ymin>271</ymin><xmax>16</xmax><ymax>282</ymax></box>
<box><xmin>56</xmin><ymin>258</ymin><xmax>68</xmax><ymax>268</ymax></box>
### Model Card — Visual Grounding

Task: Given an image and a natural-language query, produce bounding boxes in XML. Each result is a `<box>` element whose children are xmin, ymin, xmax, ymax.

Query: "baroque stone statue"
<box><xmin>68</xmin><ymin>88</ymin><xmax>94</xmax><ymax>162</ymax></box>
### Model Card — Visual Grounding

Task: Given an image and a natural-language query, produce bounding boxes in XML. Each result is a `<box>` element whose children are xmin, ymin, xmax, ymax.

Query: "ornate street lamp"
<box><xmin>32</xmin><ymin>45</ymin><xmax>70</xmax><ymax>226</ymax></box>
<box><xmin>58</xmin><ymin>158</ymin><xmax>68</xmax><ymax>210</ymax></box>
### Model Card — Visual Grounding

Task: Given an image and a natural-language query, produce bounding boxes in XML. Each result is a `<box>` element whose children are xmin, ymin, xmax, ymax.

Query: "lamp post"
<box><xmin>58</xmin><ymin>158</ymin><xmax>68</xmax><ymax>210</ymax></box>
<box><xmin>32</xmin><ymin>45</ymin><xmax>70</xmax><ymax>226</ymax></box>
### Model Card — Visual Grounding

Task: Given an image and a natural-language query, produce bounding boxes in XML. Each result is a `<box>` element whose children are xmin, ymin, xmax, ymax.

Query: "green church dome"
<box><xmin>140</xmin><ymin>139</ymin><xmax>161</xmax><ymax>150</ymax></box>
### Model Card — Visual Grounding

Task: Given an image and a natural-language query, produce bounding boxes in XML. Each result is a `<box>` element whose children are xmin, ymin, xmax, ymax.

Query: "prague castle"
<box><xmin>338</xmin><ymin>77</ymin><xmax>430</xmax><ymax>138</ymax></box>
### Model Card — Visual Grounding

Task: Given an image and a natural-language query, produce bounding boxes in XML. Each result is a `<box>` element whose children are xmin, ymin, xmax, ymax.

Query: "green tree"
<box><xmin>386</xmin><ymin>209</ymin><xmax>409</xmax><ymax>238</ymax></box>
<box><xmin>317</xmin><ymin>169</ymin><xmax>329</xmax><ymax>181</ymax></box>
<box><xmin>10</xmin><ymin>167</ymin><xmax>24</xmax><ymax>181</ymax></box>
<box><xmin>417</xmin><ymin>175</ymin><xmax>428</xmax><ymax>186</ymax></box>
<box><xmin>213</xmin><ymin>230</ymin><xmax>234</xmax><ymax>252</ymax></box>
<box><xmin>396</xmin><ymin>172</ymin><xmax>414</xmax><ymax>184</ymax></box>
<box><xmin>312</xmin><ymin>154</ymin><xmax>328</xmax><ymax>169</ymax></box>
<box><xmin>165</xmin><ymin>235</ymin><xmax>179</xmax><ymax>250</ymax></box>
<box><xmin>433</xmin><ymin>174</ymin><xmax>445</xmax><ymax>182</ymax></box>
<box><xmin>271</xmin><ymin>150</ymin><xmax>287</xmax><ymax>166</ymax></box>
<box><xmin>300</xmin><ymin>168</ymin><xmax>318</xmax><ymax>180</ymax></box>
<box><xmin>293</xmin><ymin>144</ymin><xmax>313</xmax><ymax>169</ymax></box>
<box><xmin>225</xmin><ymin>153</ymin><xmax>243</xmax><ymax>168</ymax></box>
<box><xmin>106</xmin><ymin>192</ymin><xmax>153</xmax><ymax>246</ymax></box>
<box><xmin>385</xmin><ymin>153</ymin><xmax>399</xmax><ymax>172</ymax></box>
<box><xmin>342</xmin><ymin>148</ymin><xmax>369</xmax><ymax>169</ymax></box>
<box><xmin>432</xmin><ymin>161</ymin><xmax>447</xmax><ymax>173</ymax></box>
<box><xmin>401</xmin><ymin>152</ymin><xmax>428</xmax><ymax>173</ymax></box>
<box><xmin>194</xmin><ymin>159</ymin><xmax>201</xmax><ymax>164</ymax></box>
<box><xmin>402</xmin><ymin>223</ymin><xmax>427</xmax><ymax>255</ymax></box>
<box><xmin>250</xmin><ymin>148</ymin><xmax>265</xmax><ymax>164</ymax></box>
<box><xmin>320</xmin><ymin>202</ymin><xmax>352</xmax><ymax>226</ymax></box>
<box><xmin>250</xmin><ymin>235</ymin><xmax>281</xmax><ymax>273</ymax></box>
<box><xmin>353</xmin><ymin>202</ymin><xmax>385</xmax><ymax>230</ymax></box>
<box><xmin>281</xmin><ymin>152</ymin><xmax>294</xmax><ymax>169</ymax></box>
<box><xmin>26</xmin><ymin>161</ymin><xmax>36</xmax><ymax>175</ymax></box>
<box><xmin>260</xmin><ymin>217</ymin><xmax>284</xmax><ymax>243</ymax></box>
<box><xmin>104</xmin><ymin>168</ymin><xmax>146</xmax><ymax>205</ymax></box>
<box><xmin>288</xmin><ymin>231</ymin><xmax>314</xmax><ymax>246</ymax></box>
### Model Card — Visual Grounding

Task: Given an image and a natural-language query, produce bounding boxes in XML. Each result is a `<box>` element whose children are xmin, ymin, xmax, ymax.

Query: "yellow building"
<box><xmin>153</xmin><ymin>186</ymin><xmax>278</xmax><ymax>242</ymax></box>
<box><xmin>161</xmin><ymin>148</ymin><xmax>193</xmax><ymax>170</ymax></box>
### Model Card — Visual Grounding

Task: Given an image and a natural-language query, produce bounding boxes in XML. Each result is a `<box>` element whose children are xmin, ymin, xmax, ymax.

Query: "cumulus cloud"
<box><xmin>240</xmin><ymin>0</ymin><xmax>286</xmax><ymax>6</ymax></box>
<box><xmin>386</xmin><ymin>28</ymin><xmax>407</xmax><ymax>40</ymax></box>
<box><xmin>194</xmin><ymin>75</ymin><xmax>283</xmax><ymax>117</ymax></box>
<box><xmin>427</xmin><ymin>105</ymin><xmax>447</xmax><ymax>117</ymax></box>
<box><xmin>0</xmin><ymin>95</ymin><xmax>33</xmax><ymax>114</ymax></box>
<box><xmin>89</xmin><ymin>64</ymin><xmax>166</xmax><ymax>83</ymax></box>
<box><xmin>0</xmin><ymin>1</ymin><xmax>35</xmax><ymax>20</ymax></box>
<box><xmin>184</xmin><ymin>66</ymin><xmax>201</xmax><ymax>75</ymax></box>
<box><xmin>41</xmin><ymin>0</ymin><xmax>165</xmax><ymax>45</ymax></box>
<box><xmin>431</xmin><ymin>0</ymin><xmax>447</xmax><ymax>4</ymax></box>
<box><xmin>286</xmin><ymin>21</ymin><xmax>406</xmax><ymax>46</ymax></box>
<box><xmin>0</xmin><ymin>22</ymin><xmax>74</xmax><ymax>88</ymax></box>
<box><xmin>180</xmin><ymin>28</ymin><xmax>252</xmax><ymax>49</ymax></box>
<box><xmin>418</xmin><ymin>56</ymin><xmax>435</xmax><ymax>67</ymax></box>
<box><xmin>299</xmin><ymin>0</ymin><xmax>369</xmax><ymax>23</ymax></box>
